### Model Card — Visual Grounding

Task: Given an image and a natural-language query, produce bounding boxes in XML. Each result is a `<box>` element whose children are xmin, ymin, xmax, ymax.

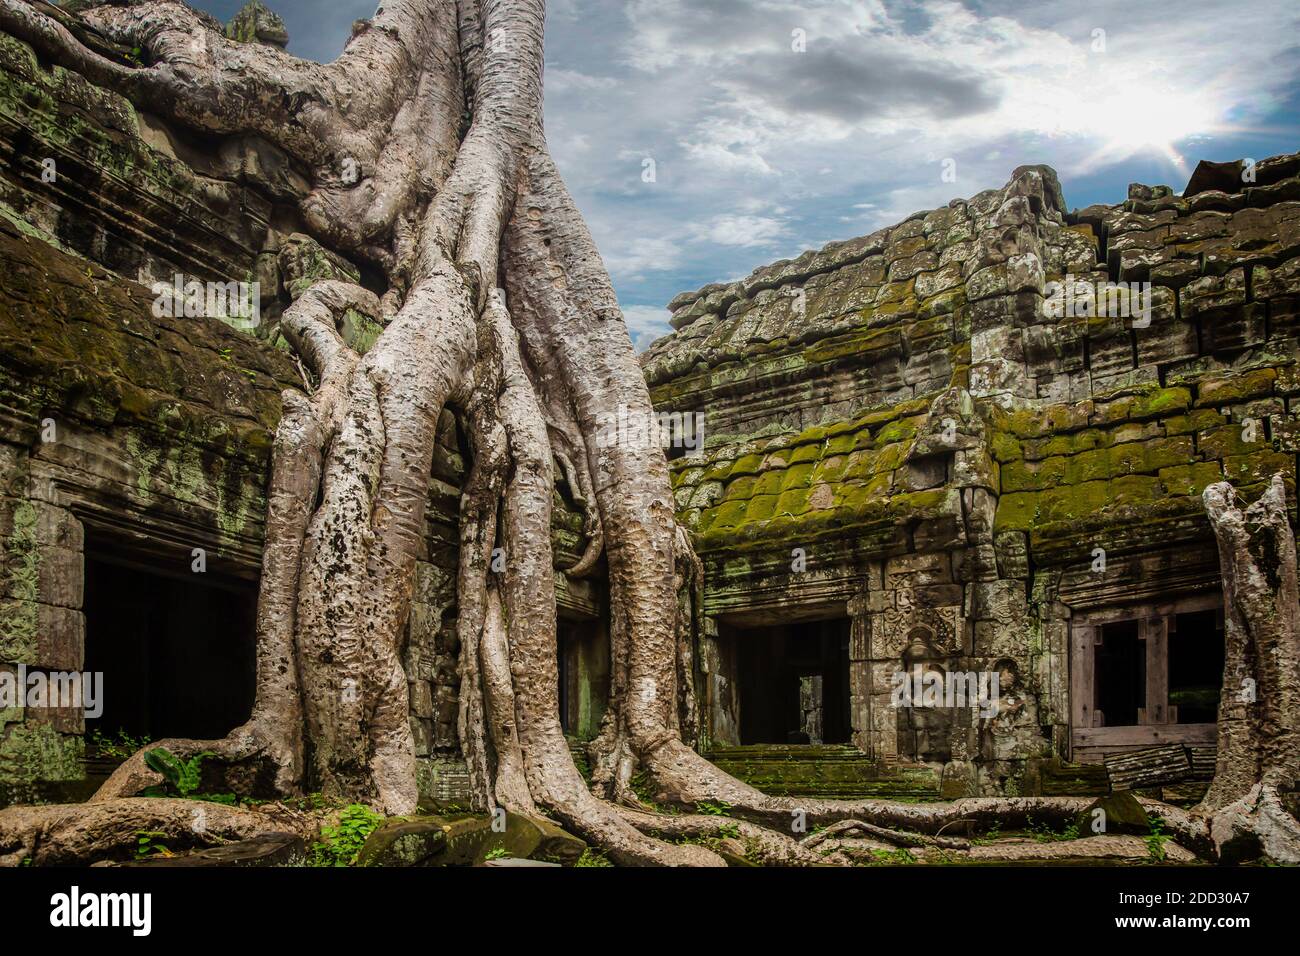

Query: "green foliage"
<box><xmin>88</xmin><ymin>728</ymin><xmax>151</xmax><ymax>760</ymax></box>
<box><xmin>142</xmin><ymin>747</ymin><xmax>211</xmax><ymax>797</ymax></box>
<box><xmin>309</xmin><ymin>803</ymin><xmax>384</xmax><ymax>867</ymax></box>
<box><xmin>287</xmin><ymin>792</ymin><xmax>330</xmax><ymax>813</ymax></box>
<box><xmin>198</xmin><ymin>792</ymin><xmax>239</xmax><ymax>806</ymax></box>
<box><xmin>135</xmin><ymin>831</ymin><xmax>170</xmax><ymax>859</ymax></box>
<box><xmin>1146</xmin><ymin>815</ymin><xmax>1170</xmax><ymax>862</ymax></box>
<box><xmin>484</xmin><ymin>847</ymin><xmax>510</xmax><ymax>861</ymax></box>
<box><xmin>575</xmin><ymin>847</ymin><xmax>613</xmax><ymax>867</ymax></box>
<box><xmin>694</xmin><ymin>800</ymin><xmax>732</xmax><ymax>817</ymax></box>
<box><xmin>1026</xmin><ymin>816</ymin><xmax>1081</xmax><ymax>843</ymax></box>
<box><xmin>138</xmin><ymin>746</ymin><xmax>241</xmax><ymax>805</ymax></box>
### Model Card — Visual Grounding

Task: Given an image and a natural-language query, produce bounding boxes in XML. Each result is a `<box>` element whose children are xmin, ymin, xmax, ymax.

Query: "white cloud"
<box><xmin>599</xmin><ymin>236</ymin><xmax>684</xmax><ymax>280</ymax></box>
<box><xmin>690</xmin><ymin>214</ymin><xmax>788</xmax><ymax>247</ymax></box>
<box><xmin>620</xmin><ymin>304</ymin><xmax>675</xmax><ymax>351</ymax></box>
<box><xmin>541</xmin><ymin>0</ymin><xmax>1299</xmax><ymax>321</ymax></box>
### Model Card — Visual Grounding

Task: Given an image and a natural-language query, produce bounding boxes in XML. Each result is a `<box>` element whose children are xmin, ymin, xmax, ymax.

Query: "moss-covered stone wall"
<box><xmin>646</xmin><ymin>152</ymin><xmax>1300</xmax><ymax>794</ymax></box>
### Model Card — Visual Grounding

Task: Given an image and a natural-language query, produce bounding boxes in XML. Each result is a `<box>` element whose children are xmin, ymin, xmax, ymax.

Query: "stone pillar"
<box><xmin>698</xmin><ymin>616</ymin><xmax>737</xmax><ymax>750</ymax></box>
<box><xmin>847</xmin><ymin>583</ymin><xmax>880</xmax><ymax>758</ymax></box>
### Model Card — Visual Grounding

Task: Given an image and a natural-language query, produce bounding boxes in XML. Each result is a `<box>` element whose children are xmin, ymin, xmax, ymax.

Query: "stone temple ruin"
<box><xmin>0</xmin><ymin>8</ymin><xmax>1297</xmax><ymax>810</ymax></box>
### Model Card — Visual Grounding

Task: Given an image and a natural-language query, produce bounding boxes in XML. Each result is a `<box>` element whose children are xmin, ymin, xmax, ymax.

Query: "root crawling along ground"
<box><xmin>0</xmin><ymin>0</ymin><xmax>1297</xmax><ymax>866</ymax></box>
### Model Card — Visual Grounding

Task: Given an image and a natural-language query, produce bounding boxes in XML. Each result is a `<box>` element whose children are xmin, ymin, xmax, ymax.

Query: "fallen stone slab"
<box><xmin>1077</xmin><ymin>790</ymin><xmax>1151</xmax><ymax>836</ymax></box>
<box><xmin>357</xmin><ymin>812</ymin><xmax>587</xmax><ymax>866</ymax></box>
<box><xmin>124</xmin><ymin>833</ymin><xmax>306</xmax><ymax>867</ymax></box>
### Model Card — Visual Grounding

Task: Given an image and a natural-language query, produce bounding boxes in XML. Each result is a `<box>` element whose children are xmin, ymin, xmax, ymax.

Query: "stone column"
<box><xmin>698</xmin><ymin>616</ymin><xmax>735</xmax><ymax>750</ymax></box>
<box><xmin>847</xmin><ymin>584</ymin><xmax>880</xmax><ymax>758</ymax></box>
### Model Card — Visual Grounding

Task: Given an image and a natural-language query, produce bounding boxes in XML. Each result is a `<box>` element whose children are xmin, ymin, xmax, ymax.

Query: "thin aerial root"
<box><xmin>800</xmin><ymin>819</ymin><xmax>971</xmax><ymax>851</ymax></box>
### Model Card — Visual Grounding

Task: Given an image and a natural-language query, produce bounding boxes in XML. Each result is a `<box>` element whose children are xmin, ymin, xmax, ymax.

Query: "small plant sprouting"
<box><xmin>695</xmin><ymin>800</ymin><xmax>732</xmax><ymax>817</ymax></box>
<box><xmin>139</xmin><ymin>747</ymin><xmax>241</xmax><ymax>805</ymax></box>
<box><xmin>1146</xmin><ymin>815</ymin><xmax>1171</xmax><ymax>862</ymax></box>
<box><xmin>484</xmin><ymin>847</ymin><xmax>511</xmax><ymax>861</ymax></box>
<box><xmin>309</xmin><ymin>803</ymin><xmax>384</xmax><ymax>867</ymax></box>
<box><xmin>1026</xmin><ymin>816</ymin><xmax>1081</xmax><ymax>843</ymax></box>
<box><xmin>142</xmin><ymin>747</ymin><xmax>213</xmax><ymax>797</ymax></box>
<box><xmin>89</xmin><ymin>728</ymin><xmax>151</xmax><ymax>760</ymax></box>
<box><xmin>575</xmin><ymin>847</ymin><xmax>613</xmax><ymax>867</ymax></box>
<box><xmin>135</xmin><ymin>831</ymin><xmax>171</xmax><ymax>859</ymax></box>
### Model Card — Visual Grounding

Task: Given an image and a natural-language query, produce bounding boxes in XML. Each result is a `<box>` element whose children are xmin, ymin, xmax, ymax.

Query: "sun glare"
<box><xmin>1081</xmin><ymin>89</ymin><xmax>1214</xmax><ymax>150</ymax></box>
<box><xmin>1013</xmin><ymin>71</ymin><xmax>1223</xmax><ymax>177</ymax></box>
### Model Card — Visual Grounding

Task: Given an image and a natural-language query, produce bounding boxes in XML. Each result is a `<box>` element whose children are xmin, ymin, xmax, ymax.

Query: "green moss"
<box><xmin>873</xmin><ymin>442</ymin><xmax>908</xmax><ymax>475</ymax></box>
<box><xmin>1158</xmin><ymin>461</ymin><xmax>1223</xmax><ymax>497</ymax></box>
<box><xmin>1095</xmin><ymin>386</ymin><xmax>1191</xmax><ymax>424</ymax></box>
<box><xmin>1132</xmin><ymin>386</ymin><xmax>1192</xmax><ymax>418</ymax></box>
<box><xmin>824</xmin><ymin>433</ymin><xmax>856</xmax><ymax>456</ymax></box>
<box><xmin>340</xmin><ymin>309</ymin><xmax>383</xmax><ymax>355</ymax></box>
<box><xmin>1001</xmin><ymin>456</ymin><xmax>1069</xmax><ymax>493</ymax></box>
<box><xmin>0</xmin><ymin>721</ymin><xmax>85</xmax><ymax>802</ymax></box>
<box><xmin>1194</xmin><ymin>368</ymin><xmax>1276</xmax><ymax>407</ymax></box>
<box><xmin>991</xmin><ymin>431</ymin><xmax>1023</xmax><ymax>463</ymax></box>
<box><xmin>801</xmin><ymin>326</ymin><xmax>903</xmax><ymax>364</ymax></box>
<box><xmin>741</xmin><ymin>469</ymin><xmax>778</xmax><ymax>498</ymax></box>
<box><xmin>993</xmin><ymin>492</ymin><xmax>1041</xmax><ymax>532</ymax></box>
<box><xmin>710</xmin><ymin>500</ymin><xmax>750</xmax><ymax>530</ymax></box>
<box><xmin>1023</xmin><ymin>427</ymin><xmax>1107</xmax><ymax>461</ymax></box>
<box><xmin>1197</xmin><ymin>424</ymin><xmax>1261</xmax><ymax>459</ymax></box>
<box><xmin>721</xmin><ymin>475</ymin><xmax>757</xmax><ymax>502</ymax></box>
<box><xmin>1162</xmin><ymin>409</ymin><xmax>1227</xmax><ymax>435</ymax></box>
<box><xmin>780</xmin><ymin>463</ymin><xmax>815</xmax><ymax>491</ymax></box>
<box><xmin>1108</xmin><ymin>437</ymin><xmax>1194</xmax><ymax>477</ymax></box>
<box><xmin>1042</xmin><ymin>480</ymin><xmax>1111</xmax><ymax>523</ymax></box>
<box><xmin>1222</xmin><ymin>451</ymin><xmax>1295</xmax><ymax>486</ymax></box>
<box><xmin>1107</xmin><ymin>475</ymin><xmax>1164</xmax><ymax>508</ymax></box>
<box><xmin>811</xmin><ymin>455</ymin><xmax>849</xmax><ymax>484</ymax></box>
<box><xmin>788</xmin><ymin>443</ymin><xmax>821</xmax><ymax>465</ymax></box>
<box><xmin>774</xmin><ymin>486</ymin><xmax>812</xmax><ymax>516</ymax></box>
<box><xmin>851</xmin><ymin>428</ymin><xmax>876</xmax><ymax>452</ymax></box>
<box><xmin>728</xmin><ymin>454</ymin><xmax>764</xmax><ymax>479</ymax></box>
<box><xmin>875</xmin><ymin>417</ymin><xmax>920</xmax><ymax>445</ymax></box>
<box><xmin>745</xmin><ymin>495</ymin><xmax>779</xmax><ymax>522</ymax></box>
<box><xmin>833</xmin><ymin>477</ymin><xmax>895</xmax><ymax>513</ymax></box>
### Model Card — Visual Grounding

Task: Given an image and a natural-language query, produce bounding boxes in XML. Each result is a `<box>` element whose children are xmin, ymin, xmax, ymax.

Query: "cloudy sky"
<box><xmin>192</xmin><ymin>0</ymin><xmax>1300</xmax><ymax>348</ymax></box>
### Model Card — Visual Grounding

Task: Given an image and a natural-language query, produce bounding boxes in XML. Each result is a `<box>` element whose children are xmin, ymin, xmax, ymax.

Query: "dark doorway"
<box><xmin>557</xmin><ymin>615</ymin><xmax>609</xmax><ymax>740</ymax></box>
<box><xmin>82</xmin><ymin>531</ymin><xmax>257</xmax><ymax>742</ymax></box>
<box><xmin>1095</xmin><ymin>619</ymin><xmax>1144</xmax><ymax>727</ymax></box>
<box><xmin>735</xmin><ymin>618</ymin><xmax>851</xmax><ymax>745</ymax></box>
<box><xmin>1169</xmin><ymin>608</ymin><xmax>1224</xmax><ymax>723</ymax></box>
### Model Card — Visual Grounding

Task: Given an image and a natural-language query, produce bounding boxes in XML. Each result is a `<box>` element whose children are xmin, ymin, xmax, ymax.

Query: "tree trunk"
<box><xmin>1193</xmin><ymin>475</ymin><xmax>1300</xmax><ymax>862</ymax></box>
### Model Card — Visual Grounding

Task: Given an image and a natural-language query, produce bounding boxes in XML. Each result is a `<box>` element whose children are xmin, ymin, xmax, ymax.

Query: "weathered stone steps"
<box><xmin>705</xmin><ymin>745</ymin><xmax>943</xmax><ymax>800</ymax></box>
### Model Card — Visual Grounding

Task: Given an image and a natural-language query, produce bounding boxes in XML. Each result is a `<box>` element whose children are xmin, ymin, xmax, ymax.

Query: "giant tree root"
<box><xmin>616</xmin><ymin>808</ymin><xmax>841</xmax><ymax>866</ymax></box>
<box><xmin>0</xmin><ymin>798</ymin><xmax>312</xmax><ymax>867</ymax></box>
<box><xmin>802</xmin><ymin>819</ymin><xmax>971</xmax><ymax>852</ymax></box>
